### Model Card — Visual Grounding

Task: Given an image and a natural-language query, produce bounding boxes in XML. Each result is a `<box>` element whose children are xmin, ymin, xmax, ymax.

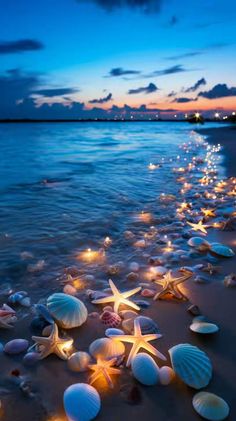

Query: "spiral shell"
<box><xmin>64</xmin><ymin>383</ymin><xmax>101</xmax><ymax>421</ymax></box>
<box><xmin>89</xmin><ymin>337</ymin><xmax>125</xmax><ymax>362</ymax></box>
<box><xmin>131</xmin><ymin>353</ymin><xmax>159</xmax><ymax>386</ymax></box>
<box><xmin>168</xmin><ymin>343</ymin><xmax>212</xmax><ymax>389</ymax></box>
<box><xmin>47</xmin><ymin>293</ymin><xmax>88</xmax><ymax>329</ymax></box>
<box><xmin>192</xmin><ymin>392</ymin><xmax>229</xmax><ymax>420</ymax></box>
<box><xmin>100</xmin><ymin>311</ymin><xmax>121</xmax><ymax>328</ymax></box>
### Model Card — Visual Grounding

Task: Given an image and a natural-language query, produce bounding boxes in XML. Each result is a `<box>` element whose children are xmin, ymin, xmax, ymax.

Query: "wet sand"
<box><xmin>1</xmin><ymin>125</ymin><xmax>236</xmax><ymax>421</ymax></box>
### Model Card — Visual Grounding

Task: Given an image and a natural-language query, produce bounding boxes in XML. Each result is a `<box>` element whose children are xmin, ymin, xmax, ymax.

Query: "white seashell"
<box><xmin>64</xmin><ymin>383</ymin><xmax>101</xmax><ymax>421</ymax></box>
<box><xmin>190</xmin><ymin>322</ymin><xmax>219</xmax><ymax>334</ymax></box>
<box><xmin>159</xmin><ymin>366</ymin><xmax>175</xmax><ymax>385</ymax></box>
<box><xmin>68</xmin><ymin>352</ymin><xmax>91</xmax><ymax>372</ymax></box>
<box><xmin>19</xmin><ymin>296</ymin><xmax>31</xmax><ymax>307</ymax></box>
<box><xmin>89</xmin><ymin>337</ymin><xmax>125</xmax><ymax>362</ymax></box>
<box><xmin>131</xmin><ymin>353</ymin><xmax>159</xmax><ymax>386</ymax></box>
<box><xmin>47</xmin><ymin>293</ymin><xmax>88</xmax><ymax>329</ymax></box>
<box><xmin>188</xmin><ymin>237</ymin><xmax>210</xmax><ymax>251</ymax></box>
<box><xmin>192</xmin><ymin>391</ymin><xmax>230</xmax><ymax>420</ymax></box>
<box><xmin>105</xmin><ymin>328</ymin><xmax>124</xmax><ymax>337</ymax></box>
<box><xmin>168</xmin><ymin>343</ymin><xmax>212</xmax><ymax>389</ymax></box>
<box><xmin>210</xmin><ymin>243</ymin><xmax>235</xmax><ymax>257</ymax></box>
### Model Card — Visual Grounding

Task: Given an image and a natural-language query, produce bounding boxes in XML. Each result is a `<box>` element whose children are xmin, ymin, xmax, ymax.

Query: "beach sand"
<box><xmin>0</xmin><ymin>125</ymin><xmax>236</xmax><ymax>421</ymax></box>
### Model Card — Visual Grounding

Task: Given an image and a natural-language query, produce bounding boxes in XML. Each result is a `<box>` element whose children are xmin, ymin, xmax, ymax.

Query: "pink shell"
<box><xmin>100</xmin><ymin>311</ymin><xmax>121</xmax><ymax>328</ymax></box>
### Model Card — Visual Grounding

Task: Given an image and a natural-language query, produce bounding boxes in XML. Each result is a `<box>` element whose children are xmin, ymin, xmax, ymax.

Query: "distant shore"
<box><xmin>0</xmin><ymin>119</ymin><xmax>232</xmax><ymax>124</ymax></box>
<box><xmin>197</xmin><ymin>125</ymin><xmax>236</xmax><ymax>177</ymax></box>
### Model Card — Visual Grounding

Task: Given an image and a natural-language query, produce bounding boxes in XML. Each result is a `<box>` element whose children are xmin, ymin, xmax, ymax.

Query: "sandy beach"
<box><xmin>0</xmin><ymin>124</ymin><xmax>235</xmax><ymax>421</ymax></box>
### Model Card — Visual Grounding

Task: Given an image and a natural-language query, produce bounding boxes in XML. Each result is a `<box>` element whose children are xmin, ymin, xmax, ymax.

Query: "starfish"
<box><xmin>201</xmin><ymin>208</ymin><xmax>216</xmax><ymax>218</ymax></box>
<box><xmin>88</xmin><ymin>358</ymin><xmax>121</xmax><ymax>388</ymax></box>
<box><xmin>187</xmin><ymin>219</ymin><xmax>209</xmax><ymax>235</ymax></box>
<box><xmin>92</xmin><ymin>279</ymin><xmax>141</xmax><ymax>313</ymax></box>
<box><xmin>153</xmin><ymin>270</ymin><xmax>193</xmax><ymax>301</ymax></box>
<box><xmin>110</xmin><ymin>318</ymin><xmax>166</xmax><ymax>367</ymax></box>
<box><xmin>31</xmin><ymin>323</ymin><xmax>73</xmax><ymax>360</ymax></box>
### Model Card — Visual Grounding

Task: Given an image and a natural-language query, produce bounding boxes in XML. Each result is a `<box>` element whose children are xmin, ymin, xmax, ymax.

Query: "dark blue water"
<box><xmin>0</xmin><ymin>122</ymin><xmax>222</xmax><ymax>297</ymax></box>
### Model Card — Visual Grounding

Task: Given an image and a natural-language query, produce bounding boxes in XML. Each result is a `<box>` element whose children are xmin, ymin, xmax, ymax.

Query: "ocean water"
<box><xmin>0</xmin><ymin>122</ymin><xmax>223</xmax><ymax>299</ymax></box>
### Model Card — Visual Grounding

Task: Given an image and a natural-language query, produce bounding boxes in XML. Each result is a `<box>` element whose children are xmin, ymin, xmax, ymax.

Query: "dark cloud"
<box><xmin>174</xmin><ymin>97</ymin><xmax>198</xmax><ymax>103</ymax></box>
<box><xmin>166</xmin><ymin>43</ymin><xmax>232</xmax><ymax>61</ymax></box>
<box><xmin>89</xmin><ymin>93</ymin><xmax>112</xmax><ymax>104</ymax></box>
<box><xmin>76</xmin><ymin>0</ymin><xmax>162</xmax><ymax>13</ymax></box>
<box><xmin>147</xmin><ymin>65</ymin><xmax>187</xmax><ymax>78</ymax></box>
<box><xmin>110</xmin><ymin>104</ymin><xmax>177</xmax><ymax>113</ymax></box>
<box><xmin>107</xmin><ymin>67</ymin><xmax>141</xmax><ymax>77</ymax></box>
<box><xmin>199</xmin><ymin>83</ymin><xmax>236</xmax><ymax>99</ymax></box>
<box><xmin>0</xmin><ymin>39</ymin><xmax>44</xmax><ymax>54</ymax></box>
<box><xmin>184</xmin><ymin>78</ymin><xmax>206</xmax><ymax>93</ymax></box>
<box><xmin>167</xmin><ymin>90</ymin><xmax>177</xmax><ymax>97</ymax></box>
<box><xmin>128</xmin><ymin>82</ymin><xmax>158</xmax><ymax>94</ymax></box>
<box><xmin>35</xmin><ymin>88</ymin><xmax>78</xmax><ymax>97</ymax></box>
<box><xmin>166</xmin><ymin>52</ymin><xmax>202</xmax><ymax>60</ymax></box>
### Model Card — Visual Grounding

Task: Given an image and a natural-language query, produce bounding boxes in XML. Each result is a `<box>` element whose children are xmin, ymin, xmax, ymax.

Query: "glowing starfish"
<box><xmin>92</xmin><ymin>279</ymin><xmax>141</xmax><ymax>313</ymax></box>
<box><xmin>187</xmin><ymin>219</ymin><xmax>209</xmax><ymax>235</ymax></box>
<box><xmin>31</xmin><ymin>323</ymin><xmax>73</xmax><ymax>360</ymax></box>
<box><xmin>110</xmin><ymin>318</ymin><xmax>166</xmax><ymax>367</ymax></box>
<box><xmin>88</xmin><ymin>357</ymin><xmax>120</xmax><ymax>388</ymax></box>
<box><xmin>201</xmin><ymin>208</ymin><xmax>216</xmax><ymax>218</ymax></box>
<box><xmin>153</xmin><ymin>270</ymin><xmax>193</xmax><ymax>301</ymax></box>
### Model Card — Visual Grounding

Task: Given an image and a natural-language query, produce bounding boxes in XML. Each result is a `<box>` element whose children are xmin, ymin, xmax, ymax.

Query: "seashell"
<box><xmin>19</xmin><ymin>296</ymin><xmax>31</xmax><ymax>307</ymax></box>
<box><xmin>168</xmin><ymin>343</ymin><xmax>212</xmax><ymax>389</ymax></box>
<box><xmin>126</xmin><ymin>272</ymin><xmax>139</xmax><ymax>282</ymax></box>
<box><xmin>0</xmin><ymin>304</ymin><xmax>16</xmax><ymax>317</ymax></box>
<box><xmin>47</xmin><ymin>293</ymin><xmax>88</xmax><ymax>329</ymax></box>
<box><xmin>224</xmin><ymin>273</ymin><xmax>236</xmax><ymax>287</ymax></box>
<box><xmin>159</xmin><ymin>366</ymin><xmax>175</xmax><ymax>385</ymax></box>
<box><xmin>8</xmin><ymin>292</ymin><xmax>24</xmax><ymax>304</ymax></box>
<box><xmin>87</xmin><ymin>290</ymin><xmax>108</xmax><ymax>300</ymax></box>
<box><xmin>23</xmin><ymin>352</ymin><xmax>40</xmax><ymax>366</ymax></box>
<box><xmin>4</xmin><ymin>339</ymin><xmax>29</xmax><ymax>355</ymax></box>
<box><xmin>122</xmin><ymin>317</ymin><xmax>135</xmax><ymax>333</ymax></box>
<box><xmin>131</xmin><ymin>353</ymin><xmax>159</xmax><ymax>386</ymax></box>
<box><xmin>64</xmin><ymin>383</ymin><xmax>101</xmax><ymax>421</ymax></box>
<box><xmin>134</xmin><ymin>239</ymin><xmax>146</xmax><ymax>248</ymax></box>
<box><xmin>129</xmin><ymin>262</ymin><xmax>140</xmax><ymax>272</ymax></box>
<box><xmin>187</xmin><ymin>304</ymin><xmax>201</xmax><ymax>316</ymax></box>
<box><xmin>124</xmin><ymin>230</ymin><xmax>135</xmax><ymax>239</ymax></box>
<box><xmin>63</xmin><ymin>284</ymin><xmax>77</xmax><ymax>296</ymax></box>
<box><xmin>100</xmin><ymin>311</ymin><xmax>121</xmax><ymax>328</ymax></box>
<box><xmin>105</xmin><ymin>328</ymin><xmax>124</xmax><ymax>337</ymax></box>
<box><xmin>190</xmin><ymin>322</ymin><xmax>219</xmax><ymax>334</ymax></box>
<box><xmin>89</xmin><ymin>338</ymin><xmax>125</xmax><ymax>362</ymax></box>
<box><xmin>192</xmin><ymin>391</ymin><xmax>230</xmax><ymax>420</ymax></box>
<box><xmin>188</xmin><ymin>237</ymin><xmax>210</xmax><ymax>251</ymax></box>
<box><xmin>134</xmin><ymin>316</ymin><xmax>159</xmax><ymax>335</ymax></box>
<box><xmin>35</xmin><ymin>304</ymin><xmax>54</xmax><ymax>324</ymax></box>
<box><xmin>68</xmin><ymin>352</ymin><xmax>91</xmax><ymax>372</ymax></box>
<box><xmin>133</xmin><ymin>300</ymin><xmax>150</xmax><ymax>308</ymax></box>
<box><xmin>119</xmin><ymin>310</ymin><xmax>138</xmax><ymax>320</ymax></box>
<box><xmin>141</xmin><ymin>288</ymin><xmax>155</xmax><ymax>298</ymax></box>
<box><xmin>210</xmin><ymin>243</ymin><xmax>235</xmax><ymax>257</ymax></box>
<box><xmin>103</xmin><ymin>305</ymin><xmax>113</xmax><ymax>312</ymax></box>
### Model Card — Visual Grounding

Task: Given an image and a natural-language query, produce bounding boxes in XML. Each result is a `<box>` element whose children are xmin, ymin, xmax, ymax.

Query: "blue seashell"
<box><xmin>8</xmin><ymin>292</ymin><xmax>24</xmax><ymax>304</ymax></box>
<box><xmin>133</xmin><ymin>300</ymin><xmax>150</xmax><ymax>308</ymax></box>
<box><xmin>35</xmin><ymin>304</ymin><xmax>54</xmax><ymax>324</ymax></box>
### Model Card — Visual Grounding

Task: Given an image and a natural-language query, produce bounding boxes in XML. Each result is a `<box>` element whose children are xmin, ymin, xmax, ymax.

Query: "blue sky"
<box><xmin>0</xmin><ymin>0</ymin><xmax>236</xmax><ymax>118</ymax></box>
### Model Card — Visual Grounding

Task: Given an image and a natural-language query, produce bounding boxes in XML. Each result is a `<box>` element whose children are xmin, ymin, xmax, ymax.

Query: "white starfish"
<box><xmin>154</xmin><ymin>270</ymin><xmax>192</xmax><ymax>301</ymax></box>
<box><xmin>109</xmin><ymin>318</ymin><xmax>166</xmax><ymax>367</ymax></box>
<box><xmin>31</xmin><ymin>323</ymin><xmax>73</xmax><ymax>360</ymax></box>
<box><xmin>92</xmin><ymin>279</ymin><xmax>141</xmax><ymax>313</ymax></box>
<box><xmin>187</xmin><ymin>219</ymin><xmax>209</xmax><ymax>235</ymax></box>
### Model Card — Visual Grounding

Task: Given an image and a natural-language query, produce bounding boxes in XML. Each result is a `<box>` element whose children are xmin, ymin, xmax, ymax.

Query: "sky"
<box><xmin>0</xmin><ymin>0</ymin><xmax>236</xmax><ymax>119</ymax></box>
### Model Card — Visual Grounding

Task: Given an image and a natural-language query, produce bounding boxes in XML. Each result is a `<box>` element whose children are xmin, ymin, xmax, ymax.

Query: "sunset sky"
<box><xmin>0</xmin><ymin>0</ymin><xmax>236</xmax><ymax>119</ymax></box>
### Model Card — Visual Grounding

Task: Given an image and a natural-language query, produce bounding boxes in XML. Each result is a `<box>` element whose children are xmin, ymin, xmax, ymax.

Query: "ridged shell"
<box><xmin>68</xmin><ymin>352</ymin><xmax>91</xmax><ymax>372</ymax></box>
<box><xmin>168</xmin><ymin>343</ymin><xmax>212</xmax><ymax>389</ymax></box>
<box><xmin>210</xmin><ymin>243</ymin><xmax>235</xmax><ymax>257</ymax></box>
<box><xmin>100</xmin><ymin>311</ymin><xmax>121</xmax><ymax>328</ymax></box>
<box><xmin>190</xmin><ymin>322</ymin><xmax>219</xmax><ymax>334</ymax></box>
<box><xmin>47</xmin><ymin>293</ymin><xmax>88</xmax><ymax>329</ymax></box>
<box><xmin>131</xmin><ymin>353</ymin><xmax>159</xmax><ymax>386</ymax></box>
<box><xmin>105</xmin><ymin>328</ymin><xmax>124</xmax><ymax>337</ymax></box>
<box><xmin>188</xmin><ymin>237</ymin><xmax>211</xmax><ymax>251</ymax></box>
<box><xmin>192</xmin><ymin>392</ymin><xmax>230</xmax><ymax>420</ymax></box>
<box><xmin>89</xmin><ymin>337</ymin><xmax>125</xmax><ymax>362</ymax></box>
<box><xmin>123</xmin><ymin>316</ymin><xmax>159</xmax><ymax>335</ymax></box>
<box><xmin>159</xmin><ymin>366</ymin><xmax>175</xmax><ymax>385</ymax></box>
<box><xmin>64</xmin><ymin>383</ymin><xmax>101</xmax><ymax>421</ymax></box>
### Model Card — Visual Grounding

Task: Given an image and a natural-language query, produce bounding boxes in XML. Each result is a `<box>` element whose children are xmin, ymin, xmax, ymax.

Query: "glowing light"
<box><xmin>187</xmin><ymin>220</ymin><xmax>209</xmax><ymax>235</ymax></box>
<box><xmin>104</xmin><ymin>236</ymin><xmax>112</xmax><ymax>247</ymax></box>
<box><xmin>110</xmin><ymin>318</ymin><xmax>166</xmax><ymax>367</ymax></box>
<box><xmin>148</xmin><ymin>163</ymin><xmax>159</xmax><ymax>170</ymax></box>
<box><xmin>201</xmin><ymin>208</ymin><xmax>216</xmax><ymax>218</ymax></box>
<box><xmin>78</xmin><ymin>248</ymin><xmax>105</xmax><ymax>263</ymax></box>
<box><xmin>89</xmin><ymin>357</ymin><xmax>121</xmax><ymax>389</ymax></box>
<box><xmin>137</xmin><ymin>211</ymin><xmax>153</xmax><ymax>223</ymax></box>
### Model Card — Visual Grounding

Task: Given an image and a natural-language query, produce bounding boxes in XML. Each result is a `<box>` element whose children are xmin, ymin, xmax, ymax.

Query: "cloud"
<box><xmin>166</xmin><ymin>52</ymin><xmax>202</xmax><ymax>60</ymax></box>
<box><xmin>184</xmin><ymin>78</ymin><xmax>207</xmax><ymax>93</ymax></box>
<box><xmin>89</xmin><ymin>93</ymin><xmax>112</xmax><ymax>104</ymax></box>
<box><xmin>76</xmin><ymin>0</ymin><xmax>162</xmax><ymax>13</ymax></box>
<box><xmin>199</xmin><ymin>83</ymin><xmax>236</xmax><ymax>99</ymax></box>
<box><xmin>167</xmin><ymin>90</ymin><xmax>176</xmax><ymax>97</ymax></box>
<box><xmin>34</xmin><ymin>87</ymin><xmax>78</xmax><ymax>97</ymax></box>
<box><xmin>128</xmin><ymin>82</ymin><xmax>158</xmax><ymax>94</ymax></box>
<box><xmin>174</xmin><ymin>97</ymin><xmax>198</xmax><ymax>103</ymax></box>
<box><xmin>106</xmin><ymin>67</ymin><xmax>141</xmax><ymax>77</ymax></box>
<box><xmin>0</xmin><ymin>39</ymin><xmax>44</xmax><ymax>54</ymax></box>
<box><xmin>147</xmin><ymin>65</ymin><xmax>187</xmax><ymax>78</ymax></box>
<box><xmin>165</xmin><ymin>43</ymin><xmax>232</xmax><ymax>61</ymax></box>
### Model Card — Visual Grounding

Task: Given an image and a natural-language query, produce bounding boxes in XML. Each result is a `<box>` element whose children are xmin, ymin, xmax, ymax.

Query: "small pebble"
<box><xmin>134</xmin><ymin>300</ymin><xmax>150</xmax><ymax>308</ymax></box>
<box><xmin>4</xmin><ymin>339</ymin><xmax>29</xmax><ymax>355</ymax></box>
<box><xmin>129</xmin><ymin>262</ymin><xmax>140</xmax><ymax>272</ymax></box>
<box><xmin>187</xmin><ymin>304</ymin><xmax>201</xmax><ymax>316</ymax></box>
<box><xmin>126</xmin><ymin>272</ymin><xmax>139</xmax><ymax>282</ymax></box>
<box><xmin>63</xmin><ymin>284</ymin><xmax>77</xmax><ymax>295</ymax></box>
<box><xmin>141</xmin><ymin>289</ymin><xmax>155</xmax><ymax>298</ymax></box>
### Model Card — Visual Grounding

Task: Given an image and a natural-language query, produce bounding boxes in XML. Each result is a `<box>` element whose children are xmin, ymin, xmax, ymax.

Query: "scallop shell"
<box><xmin>105</xmin><ymin>328</ymin><xmax>124</xmax><ymax>337</ymax></box>
<box><xmin>192</xmin><ymin>392</ymin><xmax>230</xmax><ymax>420</ymax></box>
<box><xmin>168</xmin><ymin>343</ymin><xmax>212</xmax><ymax>389</ymax></box>
<box><xmin>89</xmin><ymin>337</ymin><xmax>125</xmax><ymax>362</ymax></box>
<box><xmin>47</xmin><ymin>293</ymin><xmax>88</xmax><ymax>329</ymax></box>
<box><xmin>100</xmin><ymin>311</ymin><xmax>121</xmax><ymax>328</ymax></box>
<box><xmin>188</xmin><ymin>237</ymin><xmax>211</xmax><ymax>251</ymax></box>
<box><xmin>190</xmin><ymin>322</ymin><xmax>219</xmax><ymax>334</ymax></box>
<box><xmin>159</xmin><ymin>366</ymin><xmax>175</xmax><ymax>385</ymax></box>
<box><xmin>131</xmin><ymin>353</ymin><xmax>159</xmax><ymax>386</ymax></box>
<box><xmin>64</xmin><ymin>383</ymin><xmax>101</xmax><ymax>421</ymax></box>
<box><xmin>68</xmin><ymin>352</ymin><xmax>91</xmax><ymax>372</ymax></box>
<box><xmin>124</xmin><ymin>316</ymin><xmax>159</xmax><ymax>335</ymax></box>
<box><xmin>210</xmin><ymin>243</ymin><xmax>235</xmax><ymax>257</ymax></box>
